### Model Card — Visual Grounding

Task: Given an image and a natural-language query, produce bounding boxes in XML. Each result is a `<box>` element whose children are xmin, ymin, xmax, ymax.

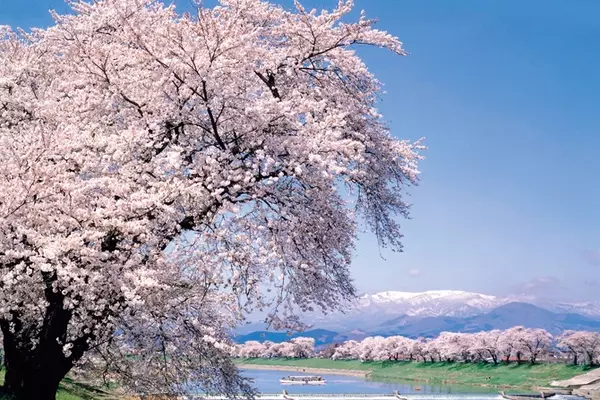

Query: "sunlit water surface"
<box><xmin>234</xmin><ymin>369</ymin><xmax>584</xmax><ymax>400</ymax></box>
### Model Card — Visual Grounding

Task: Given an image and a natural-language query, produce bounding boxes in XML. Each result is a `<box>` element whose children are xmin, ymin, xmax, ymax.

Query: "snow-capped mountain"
<box><xmin>309</xmin><ymin>290</ymin><xmax>507</xmax><ymax>331</ymax></box>
<box><xmin>234</xmin><ymin>290</ymin><xmax>600</xmax><ymax>343</ymax></box>
<box><xmin>357</xmin><ymin>290</ymin><xmax>509</xmax><ymax>318</ymax></box>
<box><xmin>546</xmin><ymin>301</ymin><xmax>600</xmax><ymax>318</ymax></box>
<box><xmin>309</xmin><ymin>290</ymin><xmax>600</xmax><ymax>332</ymax></box>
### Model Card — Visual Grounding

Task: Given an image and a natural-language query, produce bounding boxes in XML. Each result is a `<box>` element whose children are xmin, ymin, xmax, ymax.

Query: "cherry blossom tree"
<box><xmin>471</xmin><ymin>330</ymin><xmax>502</xmax><ymax>364</ymax></box>
<box><xmin>236</xmin><ymin>341</ymin><xmax>268</xmax><ymax>358</ymax></box>
<box><xmin>318</xmin><ymin>343</ymin><xmax>340</xmax><ymax>359</ymax></box>
<box><xmin>518</xmin><ymin>328</ymin><xmax>552</xmax><ymax>365</ymax></box>
<box><xmin>249</xmin><ymin>337</ymin><xmax>314</xmax><ymax>359</ymax></box>
<box><xmin>331</xmin><ymin>339</ymin><xmax>360</xmax><ymax>360</ymax></box>
<box><xmin>382</xmin><ymin>336</ymin><xmax>413</xmax><ymax>361</ymax></box>
<box><xmin>358</xmin><ymin>336</ymin><xmax>386</xmax><ymax>361</ymax></box>
<box><xmin>264</xmin><ymin>341</ymin><xmax>288</xmax><ymax>359</ymax></box>
<box><xmin>435</xmin><ymin>332</ymin><xmax>473</xmax><ymax>362</ymax></box>
<box><xmin>499</xmin><ymin>327</ymin><xmax>524</xmax><ymax>363</ymax></box>
<box><xmin>288</xmin><ymin>337</ymin><xmax>316</xmax><ymax>358</ymax></box>
<box><xmin>423</xmin><ymin>338</ymin><xmax>441</xmax><ymax>363</ymax></box>
<box><xmin>0</xmin><ymin>0</ymin><xmax>421</xmax><ymax>398</ymax></box>
<box><xmin>576</xmin><ymin>331</ymin><xmax>600</xmax><ymax>366</ymax></box>
<box><xmin>456</xmin><ymin>333</ymin><xmax>475</xmax><ymax>362</ymax></box>
<box><xmin>558</xmin><ymin>331</ymin><xmax>600</xmax><ymax>366</ymax></box>
<box><xmin>260</xmin><ymin>341</ymin><xmax>276</xmax><ymax>358</ymax></box>
<box><xmin>233</xmin><ymin>340</ymin><xmax>279</xmax><ymax>358</ymax></box>
<box><xmin>558</xmin><ymin>331</ymin><xmax>581</xmax><ymax>365</ymax></box>
<box><xmin>410</xmin><ymin>337</ymin><xmax>427</xmax><ymax>362</ymax></box>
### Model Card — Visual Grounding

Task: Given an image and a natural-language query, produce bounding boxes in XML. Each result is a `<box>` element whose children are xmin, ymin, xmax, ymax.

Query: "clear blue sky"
<box><xmin>2</xmin><ymin>0</ymin><xmax>599</xmax><ymax>302</ymax></box>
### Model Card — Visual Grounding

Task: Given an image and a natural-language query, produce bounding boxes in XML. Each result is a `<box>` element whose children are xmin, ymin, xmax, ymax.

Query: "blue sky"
<box><xmin>2</xmin><ymin>0</ymin><xmax>599</xmax><ymax>301</ymax></box>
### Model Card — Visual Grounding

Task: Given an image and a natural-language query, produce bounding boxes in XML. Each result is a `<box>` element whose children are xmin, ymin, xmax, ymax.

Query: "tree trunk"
<box><xmin>586</xmin><ymin>352</ymin><xmax>596</xmax><ymax>366</ymax></box>
<box><xmin>529</xmin><ymin>355</ymin><xmax>537</xmax><ymax>365</ymax></box>
<box><xmin>1</xmin><ymin>325</ymin><xmax>73</xmax><ymax>400</ymax></box>
<box><xmin>3</xmin><ymin>366</ymin><xmax>65</xmax><ymax>400</ymax></box>
<box><xmin>0</xmin><ymin>274</ymin><xmax>88</xmax><ymax>400</ymax></box>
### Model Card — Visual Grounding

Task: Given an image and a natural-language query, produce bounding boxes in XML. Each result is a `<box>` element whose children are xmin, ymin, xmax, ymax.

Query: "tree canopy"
<box><xmin>0</xmin><ymin>0</ymin><xmax>421</xmax><ymax>398</ymax></box>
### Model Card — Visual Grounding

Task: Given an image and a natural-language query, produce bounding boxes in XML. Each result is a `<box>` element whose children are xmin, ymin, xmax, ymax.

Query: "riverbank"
<box><xmin>236</xmin><ymin>358</ymin><xmax>596</xmax><ymax>389</ymax></box>
<box><xmin>237</xmin><ymin>363</ymin><xmax>371</xmax><ymax>377</ymax></box>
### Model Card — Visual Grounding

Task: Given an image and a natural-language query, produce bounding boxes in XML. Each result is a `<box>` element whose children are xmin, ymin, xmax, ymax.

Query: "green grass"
<box><xmin>237</xmin><ymin>358</ymin><xmax>596</xmax><ymax>389</ymax></box>
<box><xmin>0</xmin><ymin>370</ymin><xmax>113</xmax><ymax>400</ymax></box>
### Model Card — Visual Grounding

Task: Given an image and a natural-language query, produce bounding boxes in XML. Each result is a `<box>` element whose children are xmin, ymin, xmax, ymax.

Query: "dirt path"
<box><xmin>237</xmin><ymin>364</ymin><xmax>372</xmax><ymax>377</ymax></box>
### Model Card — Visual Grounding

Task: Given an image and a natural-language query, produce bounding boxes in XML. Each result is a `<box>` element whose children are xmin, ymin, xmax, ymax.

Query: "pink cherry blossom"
<box><xmin>557</xmin><ymin>330</ymin><xmax>600</xmax><ymax>366</ymax></box>
<box><xmin>0</xmin><ymin>0</ymin><xmax>420</xmax><ymax>397</ymax></box>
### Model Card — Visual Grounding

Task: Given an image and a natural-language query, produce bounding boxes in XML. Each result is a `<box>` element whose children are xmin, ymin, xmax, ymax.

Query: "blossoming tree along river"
<box><xmin>0</xmin><ymin>0</ymin><xmax>422</xmax><ymax>398</ymax></box>
<box><xmin>235</xmin><ymin>329</ymin><xmax>600</xmax><ymax>366</ymax></box>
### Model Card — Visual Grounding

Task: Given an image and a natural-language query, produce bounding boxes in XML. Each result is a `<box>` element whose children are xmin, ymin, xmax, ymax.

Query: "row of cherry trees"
<box><xmin>234</xmin><ymin>337</ymin><xmax>316</xmax><ymax>359</ymax></box>
<box><xmin>329</xmin><ymin>329</ymin><xmax>600</xmax><ymax>365</ymax></box>
<box><xmin>235</xmin><ymin>328</ymin><xmax>600</xmax><ymax>366</ymax></box>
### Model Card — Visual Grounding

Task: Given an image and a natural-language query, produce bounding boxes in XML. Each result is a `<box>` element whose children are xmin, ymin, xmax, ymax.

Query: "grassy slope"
<box><xmin>237</xmin><ymin>358</ymin><xmax>594</xmax><ymax>389</ymax></box>
<box><xmin>0</xmin><ymin>370</ymin><xmax>113</xmax><ymax>400</ymax></box>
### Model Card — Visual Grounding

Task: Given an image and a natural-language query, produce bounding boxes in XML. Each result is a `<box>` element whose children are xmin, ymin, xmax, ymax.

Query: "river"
<box><xmin>239</xmin><ymin>368</ymin><xmax>583</xmax><ymax>400</ymax></box>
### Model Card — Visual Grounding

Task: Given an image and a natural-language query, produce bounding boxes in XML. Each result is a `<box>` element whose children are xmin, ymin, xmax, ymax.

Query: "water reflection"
<box><xmin>242</xmin><ymin>369</ymin><xmax>497</xmax><ymax>396</ymax></box>
<box><xmin>240</xmin><ymin>369</ymin><xmax>584</xmax><ymax>400</ymax></box>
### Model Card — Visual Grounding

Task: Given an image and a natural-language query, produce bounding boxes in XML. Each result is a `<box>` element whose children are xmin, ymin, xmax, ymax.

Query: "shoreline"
<box><xmin>238</xmin><ymin>363</ymin><xmax>372</xmax><ymax>378</ymax></box>
<box><xmin>237</xmin><ymin>363</ymin><xmax>509</xmax><ymax>388</ymax></box>
<box><xmin>235</xmin><ymin>359</ymin><xmax>595</xmax><ymax>390</ymax></box>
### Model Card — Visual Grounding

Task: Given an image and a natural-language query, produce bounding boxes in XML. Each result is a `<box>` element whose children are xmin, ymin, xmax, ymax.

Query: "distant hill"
<box><xmin>465</xmin><ymin>302</ymin><xmax>600</xmax><ymax>333</ymax></box>
<box><xmin>235</xmin><ymin>302</ymin><xmax>600</xmax><ymax>345</ymax></box>
<box><xmin>374</xmin><ymin>302</ymin><xmax>600</xmax><ymax>338</ymax></box>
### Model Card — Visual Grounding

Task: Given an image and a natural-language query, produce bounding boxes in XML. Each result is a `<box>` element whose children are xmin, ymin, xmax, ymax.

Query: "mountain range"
<box><xmin>233</xmin><ymin>290</ymin><xmax>600</xmax><ymax>345</ymax></box>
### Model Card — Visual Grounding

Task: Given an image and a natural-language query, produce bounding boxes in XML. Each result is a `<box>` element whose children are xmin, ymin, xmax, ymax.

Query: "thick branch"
<box><xmin>202</xmin><ymin>81</ymin><xmax>227</xmax><ymax>150</ymax></box>
<box><xmin>254</xmin><ymin>70</ymin><xmax>281</xmax><ymax>99</ymax></box>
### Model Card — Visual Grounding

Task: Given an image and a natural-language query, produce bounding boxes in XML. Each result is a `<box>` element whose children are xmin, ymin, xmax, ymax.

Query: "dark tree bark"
<box><xmin>516</xmin><ymin>351</ymin><xmax>523</xmax><ymax>364</ymax></box>
<box><xmin>584</xmin><ymin>350</ymin><xmax>598</xmax><ymax>366</ymax></box>
<box><xmin>2</xmin><ymin>345</ymin><xmax>69</xmax><ymax>400</ymax></box>
<box><xmin>1</xmin><ymin>318</ymin><xmax>74</xmax><ymax>400</ymax></box>
<box><xmin>0</xmin><ymin>274</ymin><xmax>90</xmax><ymax>400</ymax></box>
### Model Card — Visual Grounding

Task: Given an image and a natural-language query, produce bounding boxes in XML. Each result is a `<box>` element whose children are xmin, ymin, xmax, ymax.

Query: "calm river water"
<box><xmin>240</xmin><ymin>369</ymin><xmax>583</xmax><ymax>400</ymax></box>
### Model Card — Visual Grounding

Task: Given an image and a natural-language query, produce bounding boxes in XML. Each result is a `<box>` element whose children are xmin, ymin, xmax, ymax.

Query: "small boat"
<box><xmin>499</xmin><ymin>391</ymin><xmax>556</xmax><ymax>400</ymax></box>
<box><xmin>279</xmin><ymin>375</ymin><xmax>326</xmax><ymax>385</ymax></box>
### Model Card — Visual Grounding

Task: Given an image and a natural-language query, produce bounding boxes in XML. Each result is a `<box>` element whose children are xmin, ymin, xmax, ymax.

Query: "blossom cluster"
<box><xmin>0</xmin><ymin>0</ymin><xmax>419</xmax><ymax>394</ymax></box>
